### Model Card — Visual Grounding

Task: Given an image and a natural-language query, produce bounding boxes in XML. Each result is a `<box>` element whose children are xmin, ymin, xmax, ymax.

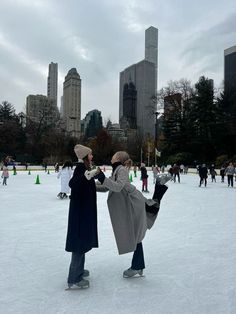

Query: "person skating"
<box><xmin>1</xmin><ymin>166</ymin><xmax>9</xmax><ymax>185</ymax></box>
<box><xmin>220</xmin><ymin>165</ymin><xmax>226</xmax><ymax>183</ymax></box>
<box><xmin>152</xmin><ymin>165</ymin><xmax>160</xmax><ymax>184</ymax></box>
<box><xmin>65</xmin><ymin>144</ymin><xmax>98</xmax><ymax>290</ymax></box>
<box><xmin>210</xmin><ymin>168</ymin><xmax>217</xmax><ymax>182</ymax></box>
<box><xmin>140</xmin><ymin>163</ymin><xmax>149</xmax><ymax>192</ymax></box>
<box><xmin>172</xmin><ymin>164</ymin><xmax>180</xmax><ymax>183</ymax></box>
<box><xmin>198</xmin><ymin>164</ymin><xmax>208</xmax><ymax>187</ymax></box>
<box><xmin>57</xmin><ymin>161</ymin><xmax>73</xmax><ymax>199</ymax></box>
<box><xmin>94</xmin><ymin>151</ymin><xmax>169</xmax><ymax>278</ymax></box>
<box><xmin>54</xmin><ymin>162</ymin><xmax>60</xmax><ymax>173</ymax></box>
<box><xmin>225</xmin><ymin>162</ymin><xmax>235</xmax><ymax>187</ymax></box>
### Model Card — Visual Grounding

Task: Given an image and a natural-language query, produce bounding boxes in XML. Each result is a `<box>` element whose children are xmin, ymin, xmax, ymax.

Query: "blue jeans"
<box><xmin>67</xmin><ymin>252</ymin><xmax>85</xmax><ymax>284</ymax></box>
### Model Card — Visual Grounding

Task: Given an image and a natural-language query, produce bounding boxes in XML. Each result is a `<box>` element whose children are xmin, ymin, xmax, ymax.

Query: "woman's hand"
<box><xmin>84</xmin><ymin>168</ymin><xmax>100</xmax><ymax>180</ymax></box>
<box><xmin>96</xmin><ymin>171</ymin><xmax>105</xmax><ymax>184</ymax></box>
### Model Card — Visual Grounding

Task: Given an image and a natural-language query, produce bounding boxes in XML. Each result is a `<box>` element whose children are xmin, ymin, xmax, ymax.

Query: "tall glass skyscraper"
<box><xmin>224</xmin><ymin>46</ymin><xmax>236</xmax><ymax>96</ymax></box>
<box><xmin>119</xmin><ymin>26</ymin><xmax>158</xmax><ymax>138</ymax></box>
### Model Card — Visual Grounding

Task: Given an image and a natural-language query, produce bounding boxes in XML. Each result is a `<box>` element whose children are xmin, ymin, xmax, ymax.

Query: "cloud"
<box><xmin>0</xmin><ymin>0</ymin><xmax>236</xmax><ymax>121</ymax></box>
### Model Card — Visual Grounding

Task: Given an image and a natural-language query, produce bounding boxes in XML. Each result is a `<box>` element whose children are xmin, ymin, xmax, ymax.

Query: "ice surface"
<box><xmin>0</xmin><ymin>170</ymin><xmax>235</xmax><ymax>314</ymax></box>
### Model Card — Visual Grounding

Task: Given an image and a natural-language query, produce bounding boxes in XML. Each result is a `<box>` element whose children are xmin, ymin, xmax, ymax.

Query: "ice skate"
<box><xmin>65</xmin><ymin>279</ymin><xmax>89</xmax><ymax>290</ymax></box>
<box><xmin>57</xmin><ymin>192</ymin><xmax>62</xmax><ymax>199</ymax></box>
<box><xmin>57</xmin><ymin>192</ymin><xmax>68</xmax><ymax>199</ymax></box>
<box><xmin>61</xmin><ymin>193</ymin><xmax>68</xmax><ymax>199</ymax></box>
<box><xmin>123</xmin><ymin>268</ymin><xmax>144</xmax><ymax>278</ymax></box>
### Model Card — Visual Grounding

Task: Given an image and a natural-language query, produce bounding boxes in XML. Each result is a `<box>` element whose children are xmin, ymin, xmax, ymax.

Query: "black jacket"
<box><xmin>65</xmin><ymin>163</ymin><xmax>98</xmax><ymax>253</ymax></box>
<box><xmin>140</xmin><ymin>166</ymin><xmax>148</xmax><ymax>179</ymax></box>
<box><xmin>199</xmin><ymin>166</ymin><xmax>208</xmax><ymax>179</ymax></box>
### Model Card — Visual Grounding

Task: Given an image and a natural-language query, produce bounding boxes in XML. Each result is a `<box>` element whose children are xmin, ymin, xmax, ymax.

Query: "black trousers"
<box><xmin>173</xmin><ymin>173</ymin><xmax>180</xmax><ymax>182</ymax></box>
<box><xmin>67</xmin><ymin>252</ymin><xmax>85</xmax><ymax>284</ymax></box>
<box><xmin>227</xmin><ymin>175</ymin><xmax>233</xmax><ymax>187</ymax></box>
<box><xmin>199</xmin><ymin>177</ymin><xmax>207</xmax><ymax>186</ymax></box>
<box><xmin>131</xmin><ymin>242</ymin><xmax>145</xmax><ymax>270</ymax></box>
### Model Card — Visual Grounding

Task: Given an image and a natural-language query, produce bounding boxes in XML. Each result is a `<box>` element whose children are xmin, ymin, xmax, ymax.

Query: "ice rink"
<box><xmin>0</xmin><ymin>170</ymin><xmax>235</xmax><ymax>314</ymax></box>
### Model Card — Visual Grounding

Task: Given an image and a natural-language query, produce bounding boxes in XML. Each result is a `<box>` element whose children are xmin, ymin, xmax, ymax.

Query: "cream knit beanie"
<box><xmin>74</xmin><ymin>144</ymin><xmax>92</xmax><ymax>159</ymax></box>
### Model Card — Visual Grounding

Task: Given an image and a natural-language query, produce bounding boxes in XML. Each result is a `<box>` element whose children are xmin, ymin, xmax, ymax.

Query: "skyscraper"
<box><xmin>224</xmin><ymin>46</ymin><xmax>236</xmax><ymax>101</ymax></box>
<box><xmin>224</xmin><ymin>45</ymin><xmax>236</xmax><ymax>138</ymax></box>
<box><xmin>119</xmin><ymin>26</ymin><xmax>158</xmax><ymax>139</ymax></box>
<box><xmin>145</xmin><ymin>26</ymin><xmax>158</xmax><ymax>94</ymax></box>
<box><xmin>63</xmin><ymin>68</ymin><xmax>81</xmax><ymax>138</ymax></box>
<box><xmin>81</xmin><ymin>109</ymin><xmax>103</xmax><ymax>138</ymax></box>
<box><xmin>47</xmin><ymin>62</ymin><xmax>58</xmax><ymax>107</ymax></box>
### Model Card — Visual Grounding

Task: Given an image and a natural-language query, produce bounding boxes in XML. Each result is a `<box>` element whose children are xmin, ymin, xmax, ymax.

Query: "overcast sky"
<box><xmin>0</xmin><ymin>0</ymin><xmax>236</xmax><ymax>122</ymax></box>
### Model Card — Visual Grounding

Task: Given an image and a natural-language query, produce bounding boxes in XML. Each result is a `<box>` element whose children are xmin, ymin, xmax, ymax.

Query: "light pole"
<box><xmin>154</xmin><ymin>111</ymin><xmax>160</xmax><ymax>166</ymax></box>
<box><xmin>151</xmin><ymin>94</ymin><xmax>162</xmax><ymax>166</ymax></box>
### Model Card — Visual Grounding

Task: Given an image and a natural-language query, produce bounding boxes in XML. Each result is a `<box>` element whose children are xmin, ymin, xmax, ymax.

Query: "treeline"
<box><xmin>0</xmin><ymin>101</ymin><xmax>135</xmax><ymax>165</ymax></box>
<box><xmin>1</xmin><ymin>75</ymin><xmax>236</xmax><ymax>166</ymax></box>
<box><xmin>157</xmin><ymin>76</ymin><xmax>236</xmax><ymax>166</ymax></box>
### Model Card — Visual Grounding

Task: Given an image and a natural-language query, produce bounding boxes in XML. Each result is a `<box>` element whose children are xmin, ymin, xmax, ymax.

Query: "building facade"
<box><xmin>107</xmin><ymin>124</ymin><xmax>127</xmax><ymax>143</ymax></box>
<box><xmin>26</xmin><ymin>94</ymin><xmax>59</xmax><ymax>126</ymax></box>
<box><xmin>121</xmin><ymin>82</ymin><xmax>137</xmax><ymax>129</ymax></box>
<box><xmin>119</xmin><ymin>26</ymin><xmax>158</xmax><ymax>139</ymax></box>
<box><xmin>81</xmin><ymin>109</ymin><xmax>103</xmax><ymax>138</ymax></box>
<box><xmin>47</xmin><ymin>62</ymin><xmax>58</xmax><ymax>107</ymax></box>
<box><xmin>224</xmin><ymin>46</ymin><xmax>236</xmax><ymax>109</ymax></box>
<box><xmin>63</xmin><ymin>68</ymin><xmax>81</xmax><ymax>138</ymax></box>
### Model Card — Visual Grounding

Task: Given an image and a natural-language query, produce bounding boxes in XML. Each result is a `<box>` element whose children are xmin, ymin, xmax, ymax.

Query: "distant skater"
<box><xmin>220</xmin><ymin>165</ymin><xmax>225</xmax><ymax>183</ymax></box>
<box><xmin>198</xmin><ymin>164</ymin><xmax>208</xmax><ymax>187</ymax></box>
<box><xmin>57</xmin><ymin>161</ymin><xmax>73</xmax><ymax>199</ymax></box>
<box><xmin>225</xmin><ymin>162</ymin><xmax>235</xmax><ymax>187</ymax></box>
<box><xmin>210</xmin><ymin>168</ymin><xmax>217</xmax><ymax>182</ymax></box>
<box><xmin>140</xmin><ymin>163</ymin><xmax>149</xmax><ymax>192</ymax></box>
<box><xmin>1</xmin><ymin>166</ymin><xmax>9</xmax><ymax>185</ymax></box>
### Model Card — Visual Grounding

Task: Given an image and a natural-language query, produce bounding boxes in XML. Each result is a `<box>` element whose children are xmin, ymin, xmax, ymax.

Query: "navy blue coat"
<box><xmin>65</xmin><ymin>163</ymin><xmax>98</xmax><ymax>253</ymax></box>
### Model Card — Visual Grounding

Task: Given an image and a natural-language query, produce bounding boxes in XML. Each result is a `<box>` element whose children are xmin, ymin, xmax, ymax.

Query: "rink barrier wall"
<box><xmin>5</xmin><ymin>165</ymin><xmax>222</xmax><ymax>175</ymax></box>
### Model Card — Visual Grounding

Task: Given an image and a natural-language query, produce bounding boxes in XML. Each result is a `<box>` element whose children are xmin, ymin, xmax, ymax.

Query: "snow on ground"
<box><xmin>0</xmin><ymin>170</ymin><xmax>235</xmax><ymax>314</ymax></box>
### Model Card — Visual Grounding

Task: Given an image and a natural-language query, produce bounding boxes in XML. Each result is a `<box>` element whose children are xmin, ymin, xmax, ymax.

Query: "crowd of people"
<box><xmin>61</xmin><ymin>148</ymin><xmax>236</xmax><ymax>290</ymax></box>
<box><xmin>197</xmin><ymin>162</ymin><xmax>235</xmax><ymax>187</ymax></box>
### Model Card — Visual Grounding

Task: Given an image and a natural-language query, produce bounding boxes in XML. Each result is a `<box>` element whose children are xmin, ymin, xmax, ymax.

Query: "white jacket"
<box><xmin>57</xmin><ymin>167</ymin><xmax>73</xmax><ymax>193</ymax></box>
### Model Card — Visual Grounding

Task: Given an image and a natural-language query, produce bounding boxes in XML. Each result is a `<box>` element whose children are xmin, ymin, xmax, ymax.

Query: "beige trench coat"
<box><xmin>97</xmin><ymin>165</ymin><xmax>159</xmax><ymax>254</ymax></box>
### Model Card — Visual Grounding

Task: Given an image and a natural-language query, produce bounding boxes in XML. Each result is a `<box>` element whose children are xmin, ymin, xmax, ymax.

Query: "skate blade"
<box><xmin>123</xmin><ymin>274</ymin><xmax>145</xmax><ymax>278</ymax></box>
<box><xmin>65</xmin><ymin>283</ymin><xmax>89</xmax><ymax>290</ymax></box>
<box><xmin>65</xmin><ymin>285</ymin><xmax>89</xmax><ymax>290</ymax></box>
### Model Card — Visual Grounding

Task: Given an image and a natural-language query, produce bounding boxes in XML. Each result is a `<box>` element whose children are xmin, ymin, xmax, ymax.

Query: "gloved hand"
<box><xmin>84</xmin><ymin>168</ymin><xmax>100</xmax><ymax>180</ymax></box>
<box><xmin>96</xmin><ymin>171</ymin><xmax>105</xmax><ymax>184</ymax></box>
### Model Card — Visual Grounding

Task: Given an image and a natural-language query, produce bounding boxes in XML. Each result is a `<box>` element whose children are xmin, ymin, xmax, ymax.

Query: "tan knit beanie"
<box><xmin>74</xmin><ymin>144</ymin><xmax>92</xmax><ymax>159</ymax></box>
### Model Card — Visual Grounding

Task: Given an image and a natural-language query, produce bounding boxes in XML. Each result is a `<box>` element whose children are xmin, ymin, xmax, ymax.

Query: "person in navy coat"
<box><xmin>65</xmin><ymin>144</ymin><xmax>98</xmax><ymax>289</ymax></box>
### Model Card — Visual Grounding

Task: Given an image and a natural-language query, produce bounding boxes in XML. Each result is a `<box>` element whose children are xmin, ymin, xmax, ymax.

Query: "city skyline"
<box><xmin>0</xmin><ymin>0</ymin><xmax>236</xmax><ymax>122</ymax></box>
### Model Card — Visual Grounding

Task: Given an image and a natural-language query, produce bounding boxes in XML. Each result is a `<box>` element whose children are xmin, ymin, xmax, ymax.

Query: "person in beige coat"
<box><xmin>95</xmin><ymin>151</ymin><xmax>168</xmax><ymax>278</ymax></box>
